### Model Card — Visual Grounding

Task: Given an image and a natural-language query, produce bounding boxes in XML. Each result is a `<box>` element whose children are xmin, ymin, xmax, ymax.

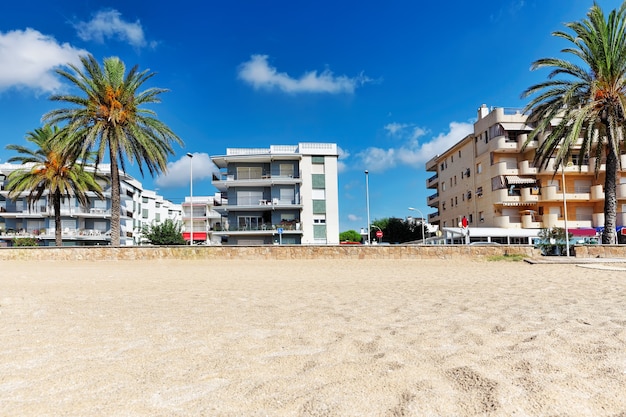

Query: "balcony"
<box><xmin>217</xmin><ymin>198</ymin><xmax>303</xmax><ymax>213</ymax></box>
<box><xmin>518</xmin><ymin>160</ymin><xmax>538</xmax><ymax>175</ymax></box>
<box><xmin>427</xmin><ymin>192</ymin><xmax>439</xmax><ymax>206</ymax></box>
<box><xmin>491</xmin><ymin>161</ymin><xmax>519</xmax><ymax>176</ymax></box>
<box><xmin>212</xmin><ymin>172</ymin><xmax>302</xmax><ymax>190</ymax></box>
<box><xmin>591</xmin><ymin>185</ymin><xmax>605</xmax><ymax>201</ymax></box>
<box><xmin>426</xmin><ymin>173</ymin><xmax>438</xmax><ymax>189</ymax></box>
<box><xmin>539</xmin><ymin>185</ymin><xmax>590</xmax><ymax>202</ymax></box>
<box><xmin>489</xmin><ymin>135</ymin><xmax>518</xmax><ymax>153</ymax></box>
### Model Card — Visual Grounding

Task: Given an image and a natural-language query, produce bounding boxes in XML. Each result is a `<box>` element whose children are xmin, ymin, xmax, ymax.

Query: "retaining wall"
<box><xmin>0</xmin><ymin>245</ymin><xmax>542</xmax><ymax>261</ymax></box>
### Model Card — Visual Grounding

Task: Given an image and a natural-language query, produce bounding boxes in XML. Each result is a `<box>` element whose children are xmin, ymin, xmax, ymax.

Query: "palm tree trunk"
<box><xmin>109</xmin><ymin>150</ymin><xmax>121</xmax><ymax>247</ymax></box>
<box><xmin>53</xmin><ymin>191</ymin><xmax>62</xmax><ymax>247</ymax></box>
<box><xmin>602</xmin><ymin>148</ymin><xmax>618</xmax><ymax>244</ymax></box>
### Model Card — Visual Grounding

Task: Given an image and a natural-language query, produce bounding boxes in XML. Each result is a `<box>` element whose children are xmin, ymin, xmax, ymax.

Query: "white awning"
<box><xmin>506</xmin><ymin>175</ymin><xmax>537</xmax><ymax>185</ymax></box>
<box><xmin>499</xmin><ymin>122</ymin><xmax>533</xmax><ymax>131</ymax></box>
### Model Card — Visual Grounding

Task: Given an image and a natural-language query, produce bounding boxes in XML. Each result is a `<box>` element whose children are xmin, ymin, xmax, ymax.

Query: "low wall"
<box><xmin>573</xmin><ymin>245</ymin><xmax>626</xmax><ymax>258</ymax></box>
<box><xmin>0</xmin><ymin>245</ymin><xmax>541</xmax><ymax>261</ymax></box>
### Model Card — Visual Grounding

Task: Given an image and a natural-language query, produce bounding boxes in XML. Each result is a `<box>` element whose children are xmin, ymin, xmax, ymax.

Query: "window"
<box><xmin>454</xmin><ymin>175</ymin><xmax>457</xmax><ymax>185</ymax></box>
<box><xmin>312</xmin><ymin>156</ymin><xmax>325</xmax><ymax>164</ymax></box>
<box><xmin>451</xmin><ymin>155</ymin><xmax>454</xmax><ymax>163</ymax></box>
<box><xmin>279</xmin><ymin>187</ymin><xmax>295</xmax><ymax>204</ymax></box>
<box><xmin>236</xmin><ymin>190</ymin><xmax>263</xmax><ymax>205</ymax></box>
<box><xmin>155</xmin><ymin>213</ymin><xmax>161</xmax><ymax>222</ymax></box>
<box><xmin>313</xmin><ymin>218</ymin><xmax>326</xmax><ymax>224</ymax></box>
<box><xmin>313</xmin><ymin>224</ymin><xmax>327</xmax><ymax>239</ymax></box>
<box><xmin>476</xmin><ymin>186</ymin><xmax>483</xmax><ymax>197</ymax></box>
<box><xmin>238</xmin><ymin>166</ymin><xmax>263</xmax><ymax>180</ymax></box>
<box><xmin>458</xmin><ymin>150</ymin><xmax>462</xmax><ymax>158</ymax></box>
<box><xmin>440</xmin><ymin>163</ymin><xmax>445</xmax><ymax>171</ymax></box>
<box><xmin>313</xmin><ymin>200</ymin><xmax>326</xmax><ymax>214</ymax></box>
<box><xmin>442</xmin><ymin>202</ymin><xmax>446</xmax><ymax>211</ymax></box>
<box><xmin>142</xmin><ymin>209</ymin><xmax>149</xmax><ymax>219</ymax></box>
<box><xmin>142</xmin><ymin>197</ymin><xmax>149</xmax><ymax>203</ymax></box>
<box><xmin>479</xmin><ymin>211</ymin><xmax>485</xmax><ymax>223</ymax></box>
<box><xmin>279</xmin><ymin>164</ymin><xmax>294</xmax><ymax>177</ymax></box>
<box><xmin>442</xmin><ymin>182</ymin><xmax>446</xmax><ymax>191</ymax></box>
<box><xmin>477</xmin><ymin>162</ymin><xmax>482</xmax><ymax>174</ymax></box>
<box><xmin>468</xmin><ymin>214</ymin><xmax>473</xmax><ymax>223</ymax></box>
<box><xmin>312</xmin><ymin>174</ymin><xmax>326</xmax><ymax>189</ymax></box>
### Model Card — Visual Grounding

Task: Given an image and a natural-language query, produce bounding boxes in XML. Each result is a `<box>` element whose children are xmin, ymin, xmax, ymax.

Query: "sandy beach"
<box><xmin>1</xmin><ymin>258</ymin><xmax>625</xmax><ymax>416</ymax></box>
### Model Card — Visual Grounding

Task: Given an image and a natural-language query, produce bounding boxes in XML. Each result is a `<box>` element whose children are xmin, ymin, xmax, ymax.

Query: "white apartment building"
<box><xmin>426</xmin><ymin>105</ymin><xmax>626</xmax><ymax>244</ymax></box>
<box><xmin>0</xmin><ymin>163</ymin><xmax>179</xmax><ymax>246</ymax></box>
<box><xmin>210</xmin><ymin>143</ymin><xmax>340</xmax><ymax>245</ymax></box>
<box><xmin>180</xmin><ymin>194</ymin><xmax>223</xmax><ymax>244</ymax></box>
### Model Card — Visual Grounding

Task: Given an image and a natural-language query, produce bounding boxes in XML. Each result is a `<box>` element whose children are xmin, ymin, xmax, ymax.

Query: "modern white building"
<box><xmin>0</xmin><ymin>163</ymin><xmax>179</xmax><ymax>246</ymax></box>
<box><xmin>210</xmin><ymin>143</ymin><xmax>340</xmax><ymax>245</ymax></box>
<box><xmin>181</xmin><ymin>194</ymin><xmax>223</xmax><ymax>244</ymax></box>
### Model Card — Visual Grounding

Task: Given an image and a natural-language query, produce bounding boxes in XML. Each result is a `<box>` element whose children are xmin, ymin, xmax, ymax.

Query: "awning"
<box><xmin>502</xmin><ymin>202</ymin><xmax>537</xmax><ymax>206</ymax></box>
<box><xmin>499</xmin><ymin>122</ymin><xmax>533</xmax><ymax>131</ymax></box>
<box><xmin>183</xmin><ymin>232</ymin><xmax>207</xmax><ymax>241</ymax></box>
<box><xmin>506</xmin><ymin>175</ymin><xmax>537</xmax><ymax>185</ymax></box>
<box><xmin>569</xmin><ymin>228</ymin><xmax>597</xmax><ymax>237</ymax></box>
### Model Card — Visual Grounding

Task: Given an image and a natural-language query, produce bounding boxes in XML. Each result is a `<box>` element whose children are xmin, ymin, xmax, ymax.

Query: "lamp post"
<box><xmin>408</xmin><ymin>207</ymin><xmax>426</xmax><ymax>245</ymax></box>
<box><xmin>562</xmin><ymin>165</ymin><xmax>570</xmax><ymax>257</ymax></box>
<box><xmin>365</xmin><ymin>170</ymin><xmax>371</xmax><ymax>245</ymax></box>
<box><xmin>187</xmin><ymin>152</ymin><xmax>194</xmax><ymax>246</ymax></box>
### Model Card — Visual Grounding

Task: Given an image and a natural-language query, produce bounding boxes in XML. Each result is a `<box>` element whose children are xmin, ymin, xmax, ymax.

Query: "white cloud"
<box><xmin>357</xmin><ymin>121</ymin><xmax>473</xmax><ymax>172</ymax></box>
<box><xmin>238</xmin><ymin>54</ymin><xmax>371</xmax><ymax>94</ymax></box>
<box><xmin>384</xmin><ymin>122</ymin><xmax>408</xmax><ymax>136</ymax></box>
<box><xmin>155</xmin><ymin>153</ymin><xmax>217</xmax><ymax>188</ymax></box>
<box><xmin>74</xmin><ymin>9</ymin><xmax>152</xmax><ymax>48</ymax></box>
<box><xmin>337</xmin><ymin>146</ymin><xmax>349</xmax><ymax>173</ymax></box>
<box><xmin>0</xmin><ymin>28</ymin><xmax>87</xmax><ymax>93</ymax></box>
<box><xmin>347</xmin><ymin>214</ymin><xmax>361</xmax><ymax>222</ymax></box>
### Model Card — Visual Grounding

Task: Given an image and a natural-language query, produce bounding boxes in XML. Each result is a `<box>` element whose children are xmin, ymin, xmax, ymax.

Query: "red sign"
<box><xmin>375</xmin><ymin>230</ymin><xmax>383</xmax><ymax>238</ymax></box>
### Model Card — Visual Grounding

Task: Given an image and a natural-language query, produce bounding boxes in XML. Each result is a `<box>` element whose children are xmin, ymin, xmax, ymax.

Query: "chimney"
<box><xmin>478</xmin><ymin>104</ymin><xmax>489</xmax><ymax>120</ymax></box>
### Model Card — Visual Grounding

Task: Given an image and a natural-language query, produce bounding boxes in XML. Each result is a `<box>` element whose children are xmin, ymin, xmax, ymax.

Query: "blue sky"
<box><xmin>0</xmin><ymin>0</ymin><xmax>622</xmax><ymax>232</ymax></box>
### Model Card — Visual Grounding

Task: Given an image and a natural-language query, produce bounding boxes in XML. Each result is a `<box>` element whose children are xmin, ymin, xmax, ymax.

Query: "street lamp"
<box><xmin>408</xmin><ymin>207</ymin><xmax>426</xmax><ymax>245</ymax></box>
<box><xmin>187</xmin><ymin>152</ymin><xmax>194</xmax><ymax>246</ymax></box>
<box><xmin>365</xmin><ymin>170</ymin><xmax>371</xmax><ymax>244</ymax></box>
<box><xmin>562</xmin><ymin>165</ymin><xmax>570</xmax><ymax>257</ymax></box>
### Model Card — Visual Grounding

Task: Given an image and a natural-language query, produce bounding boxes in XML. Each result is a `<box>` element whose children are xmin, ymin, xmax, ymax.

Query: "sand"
<box><xmin>1</xmin><ymin>258</ymin><xmax>625</xmax><ymax>416</ymax></box>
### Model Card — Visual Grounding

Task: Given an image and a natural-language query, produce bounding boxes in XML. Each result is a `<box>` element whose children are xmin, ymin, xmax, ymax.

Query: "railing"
<box><xmin>428</xmin><ymin>193</ymin><xmax>439</xmax><ymax>201</ymax></box>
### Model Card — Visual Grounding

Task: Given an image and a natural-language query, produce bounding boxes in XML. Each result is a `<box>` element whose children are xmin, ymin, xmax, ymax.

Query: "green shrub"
<box><xmin>14</xmin><ymin>237</ymin><xmax>39</xmax><ymax>247</ymax></box>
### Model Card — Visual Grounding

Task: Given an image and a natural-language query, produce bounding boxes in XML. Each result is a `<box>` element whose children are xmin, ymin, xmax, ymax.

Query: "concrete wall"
<box><xmin>0</xmin><ymin>245</ymin><xmax>542</xmax><ymax>261</ymax></box>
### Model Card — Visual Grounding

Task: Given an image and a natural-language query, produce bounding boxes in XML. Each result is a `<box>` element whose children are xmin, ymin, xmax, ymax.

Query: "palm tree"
<box><xmin>5</xmin><ymin>125</ymin><xmax>105</xmax><ymax>247</ymax></box>
<box><xmin>43</xmin><ymin>55</ymin><xmax>183</xmax><ymax>246</ymax></box>
<box><xmin>522</xmin><ymin>2</ymin><xmax>626</xmax><ymax>244</ymax></box>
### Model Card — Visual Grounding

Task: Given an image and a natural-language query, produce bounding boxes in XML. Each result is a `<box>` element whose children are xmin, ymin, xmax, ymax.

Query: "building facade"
<box><xmin>0</xmin><ymin>163</ymin><xmax>179</xmax><ymax>246</ymax></box>
<box><xmin>426</xmin><ymin>105</ymin><xmax>626</xmax><ymax>244</ymax></box>
<box><xmin>181</xmin><ymin>194</ymin><xmax>223</xmax><ymax>244</ymax></box>
<box><xmin>210</xmin><ymin>143</ymin><xmax>340</xmax><ymax>245</ymax></box>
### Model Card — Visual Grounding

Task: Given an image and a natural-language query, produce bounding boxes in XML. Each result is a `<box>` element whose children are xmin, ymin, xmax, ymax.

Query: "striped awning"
<box><xmin>506</xmin><ymin>175</ymin><xmax>537</xmax><ymax>185</ymax></box>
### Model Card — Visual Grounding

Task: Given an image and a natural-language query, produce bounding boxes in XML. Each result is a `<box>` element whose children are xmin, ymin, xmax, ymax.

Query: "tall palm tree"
<box><xmin>5</xmin><ymin>125</ymin><xmax>105</xmax><ymax>247</ymax></box>
<box><xmin>522</xmin><ymin>2</ymin><xmax>626</xmax><ymax>244</ymax></box>
<box><xmin>43</xmin><ymin>55</ymin><xmax>183</xmax><ymax>246</ymax></box>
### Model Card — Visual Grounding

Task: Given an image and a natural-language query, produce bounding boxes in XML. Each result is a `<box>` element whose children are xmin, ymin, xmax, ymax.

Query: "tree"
<box><xmin>522</xmin><ymin>3</ymin><xmax>626</xmax><ymax>244</ymax></box>
<box><xmin>44</xmin><ymin>55</ymin><xmax>183</xmax><ymax>246</ymax></box>
<box><xmin>371</xmin><ymin>217</ymin><xmax>423</xmax><ymax>243</ymax></box>
<box><xmin>5</xmin><ymin>125</ymin><xmax>105</xmax><ymax>246</ymax></box>
<box><xmin>340</xmin><ymin>229</ymin><xmax>362</xmax><ymax>242</ymax></box>
<box><xmin>141</xmin><ymin>219</ymin><xmax>186</xmax><ymax>245</ymax></box>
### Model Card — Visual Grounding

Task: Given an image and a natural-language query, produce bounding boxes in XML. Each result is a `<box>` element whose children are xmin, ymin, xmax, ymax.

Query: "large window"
<box><xmin>237</xmin><ymin>166</ymin><xmax>262</xmax><ymax>180</ymax></box>
<box><xmin>236</xmin><ymin>190</ymin><xmax>263</xmax><ymax>206</ymax></box>
<box><xmin>312</xmin><ymin>174</ymin><xmax>325</xmax><ymax>189</ymax></box>
<box><xmin>313</xmin><ymin>200</ymin><xmax>326</xmax><ymax>214</ymax></box>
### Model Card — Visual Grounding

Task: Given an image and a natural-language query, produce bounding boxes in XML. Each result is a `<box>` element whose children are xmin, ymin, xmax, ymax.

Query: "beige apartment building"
<box><xmin>425</xmin><ymin>105</ymin><xmax>626</xmax><ymax>244</ymax></box>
